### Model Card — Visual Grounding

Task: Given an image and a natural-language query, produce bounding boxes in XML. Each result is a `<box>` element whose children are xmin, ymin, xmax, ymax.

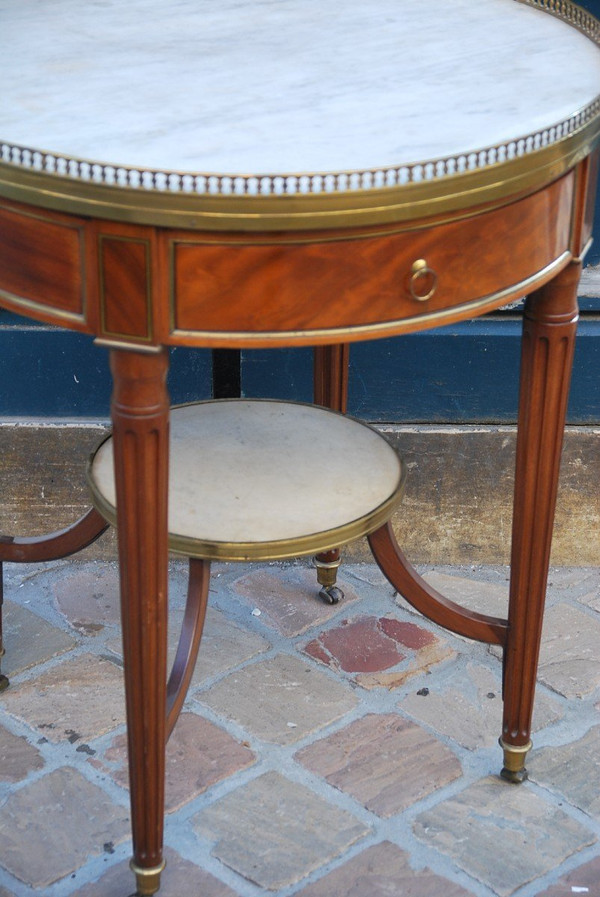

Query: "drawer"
<box><xmin>169</xmin><ymin>173</ymin><xmax>574</xmax><ymax>343</ymax></box>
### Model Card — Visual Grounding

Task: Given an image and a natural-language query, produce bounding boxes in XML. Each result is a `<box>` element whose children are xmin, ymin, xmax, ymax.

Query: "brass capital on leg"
<box><xmin>130</xmin><ymin>859</ymin><xmax>166</xmax><ymax>896</ymax></box>
<box><xmin>499</xmin><ymin>738</ymin><xmax>532</xmax><ymax>784</ymax></box>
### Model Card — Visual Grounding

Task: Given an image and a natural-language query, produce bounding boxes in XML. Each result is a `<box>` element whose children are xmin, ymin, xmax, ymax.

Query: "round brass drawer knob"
<box><xmin>409</xmin><ymin>259</ymin><xmax>438</xmax><ymax>302</ymax></box>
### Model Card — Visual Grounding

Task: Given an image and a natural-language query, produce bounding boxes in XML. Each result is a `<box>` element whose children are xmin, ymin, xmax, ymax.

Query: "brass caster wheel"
<box><xmin>131</xmin><ymin>859</ymin><xmax>166</xmax><ymax>896</ymax></box>
<box><xmin>318</xmin><ymin>585</ymin><xmax>343</xmax><ymax>605</ymax></box>
<box><xmin>499</xmin><ymin>738</ymin><xmax>532</xmax><ymax>784</ymax></box>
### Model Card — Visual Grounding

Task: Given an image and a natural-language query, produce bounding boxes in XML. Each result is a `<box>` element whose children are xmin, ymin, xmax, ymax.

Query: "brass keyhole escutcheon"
<box><xmin>409</xmin><ymin>259</ymin><xmax>438</xmax><ymax>302</ymax></box>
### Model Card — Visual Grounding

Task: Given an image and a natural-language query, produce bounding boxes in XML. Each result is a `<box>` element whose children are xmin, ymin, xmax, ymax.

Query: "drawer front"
<box><xmin>169</xmin><ymin>173</ymin><xmax>574</xmax><ymax>343</ymax></box>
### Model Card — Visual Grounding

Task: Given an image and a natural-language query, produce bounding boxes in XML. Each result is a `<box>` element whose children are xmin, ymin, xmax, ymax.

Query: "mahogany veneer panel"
<box><xmin>99</xmin><ymin>236</ymin><xmax>152</xmax><ymax>341</ymax></box>
<box><xmin>0</xmin><ymin>203</ymin><xmax>85</xmax><ymax>321</ymax></box>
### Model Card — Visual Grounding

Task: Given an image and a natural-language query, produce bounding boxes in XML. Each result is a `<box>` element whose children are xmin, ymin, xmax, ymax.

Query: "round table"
<box><xmin>1</xmin><ymin>1</ymin><xmax>599</xmax><ymax>893</ymax></box>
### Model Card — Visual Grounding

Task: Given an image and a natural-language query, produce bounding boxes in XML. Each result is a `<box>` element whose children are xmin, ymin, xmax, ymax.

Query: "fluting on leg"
<box><xmin>501</xmin><ymin>261</ymin><xmax>580</xmax><ymax>781</ymax></box>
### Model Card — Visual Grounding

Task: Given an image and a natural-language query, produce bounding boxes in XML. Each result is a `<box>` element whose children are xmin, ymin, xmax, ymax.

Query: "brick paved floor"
<box><xmin>0</xmin><ymin>560</ymin><xmax>599</xmax><ymax>897</ymax></box>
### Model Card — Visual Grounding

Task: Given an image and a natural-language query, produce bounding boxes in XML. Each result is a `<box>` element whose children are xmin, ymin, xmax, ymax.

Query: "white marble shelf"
<box><xmin>2</xmin><ymin>0</ymin><xmax>600</xmax><ymax>194</ymax></box>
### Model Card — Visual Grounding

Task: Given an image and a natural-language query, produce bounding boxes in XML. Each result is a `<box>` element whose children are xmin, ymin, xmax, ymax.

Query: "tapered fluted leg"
<box><xmin>313</xmin><ymin>344</ymin><xmax>350</xmax><ymax>602</ymax></box>
<box><xmin>501</xmin><ymin>261</ymin><xmax>580</xmax><ymax>782</ymax></box>
<box><xmin>110</xmin><ymin>348</ymin><xmax>170</xmax><ymax>895</ymax></box>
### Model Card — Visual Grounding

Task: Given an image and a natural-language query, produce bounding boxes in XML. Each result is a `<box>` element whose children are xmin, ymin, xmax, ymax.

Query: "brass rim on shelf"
<box><xmin>85</xmin><ymin>400</ymin><xmax>408</xmax><ymax>562</ymax></box>
<box><xmin>1</xmin><ymin>0</ymin><xmax>599</xmax><ymax>231</ymax></box>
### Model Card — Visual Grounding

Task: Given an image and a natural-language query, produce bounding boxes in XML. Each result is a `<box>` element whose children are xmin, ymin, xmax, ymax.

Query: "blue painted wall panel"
<box><xmin>0</xmin><ymin>316</ymin><xmax>598</xmax><ymax>422</ymax></box>
<box><xmin>242</xmin><ymin>320</ymin><xmax>600</xmax><ymax>424</ymax></box>
<box><xmin>0</xmin><ymin>322</ymin><xmax>212</xmax><ymax>417</ymax></box>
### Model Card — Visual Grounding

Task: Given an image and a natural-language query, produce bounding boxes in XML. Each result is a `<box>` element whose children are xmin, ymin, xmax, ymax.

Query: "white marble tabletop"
<box><xmin>2</xmin><ymin>0</ymin><xmax>600</xmax><ymax>179</ymax></box>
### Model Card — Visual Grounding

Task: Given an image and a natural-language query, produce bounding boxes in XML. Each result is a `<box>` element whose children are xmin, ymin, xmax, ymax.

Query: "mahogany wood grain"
<box><xmin>169</xmin><ymin>175</ymin><xmax>574</xmax><ymax>339</ymax></box>
<box><xmin>166</xmin><ymin>558</ymin><xmax>210</xmax><ymax>740</ymax></box>
<box><xmin>109</xmin><ymin>348</ymin><xmax>170</xmax><ymax>875</ymax></box>
<box><xmin>99</xmin><ymin>236</ymin><xmax>152</xmax><ymax>341</ymax></box>
<box><xmin>0</xmin><ymin>201</ymin><xmax>88</xmax><ymax>325</ymax></box>
<box><xmin>368</xmin><ymin>523</ymin><xmax>508</xmax><ymax>645</ymax></box>
<box><xmin>0</xmin><ymin>508</ymin><xmax>108</xmax><ymax>563</ymax></box>
<box><xmin>502</xmin><ymin>260</ymin><xmax>580</xmax><ymax>750</ymax></box>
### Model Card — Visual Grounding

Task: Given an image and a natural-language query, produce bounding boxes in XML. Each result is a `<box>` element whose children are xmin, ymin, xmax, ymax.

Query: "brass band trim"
<box><xmin>93</xmin><ymin>336</ymin><xmax>163</xmax><ymax>354</ymax></box>
<box><xmin>578</xmin><ymin>236</ymin><xmax>594</xmax><ymax>262</ymax></box>
<box><xmin>0</xmin><ymin>1</ymin><xmax>598</xmax><ymax>231</ymax></box>
<box><xmin>2</xmin><ymin>98</ymin><xmax>597</xmax><ymax>202</ymax></box>
<box><xmin>86</xmin><ymin>401</ymin><xmax>407</xmax><ymax>562</ymax></box>
<box><xmin>499</xmin><ymin>737</ymin><xmax>533</xmax><ymax>779</ymax></box>
<box><xmin>0</xmin><ymin>287</ymin><xmax>88</xmax><ymax>327</ymax></box>
<box><xmin>0</xmin><ymin>121</ymin><xmax>597</xmax><ymax>232</ymax></box>
<box><xmin>130</xmin><ymin>859</ymin><xmax>166</xmax><ymax>897</ymax></box>
<box><xmin>89</xmin><ymin>477</ymin><xmax>406</xmax><ymax>561</ymax></box>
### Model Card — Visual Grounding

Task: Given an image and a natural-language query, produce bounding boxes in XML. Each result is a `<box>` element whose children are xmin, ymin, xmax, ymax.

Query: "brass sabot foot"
<box><xmin>499</xmin><ymin>737</ymin><xmax>532</xmax><ymax>784</ymax></box>
<box><xmin>314</xmin><ymin>556</ymin><xmax>341</xmax><ymax>588</ymax></box>
<box><xmin>130</xmin><ymin>859</ymin><xmax>166</xmax><ymax>896</ymax></box>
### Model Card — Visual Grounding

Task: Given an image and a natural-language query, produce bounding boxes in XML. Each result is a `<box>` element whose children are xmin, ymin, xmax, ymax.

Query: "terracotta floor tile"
<box><xmin>231</xmin><ymin>566</ymin><xmax>360</xmax><ymax>637</ymax></box>
<box><xmin>295</xmin><ymin>841</ymin><xmax>475</xmax><ymax>897</ymax></box>
<box><xmin>2</xmin><ymin>653</ymin><xmax>124</xmax><ymax>743</ymax></box>
<box><xmin>538</xmin><ymin>604</ymin><xmax>600</xmax><ymax>698</ymax></box>
<box><xmin>0</xmin><ymin>767</ymin><xmax>129</xmax><ymax>888</ymax></box>
<box><xmin>413</xmin><ymin>776</ymin><xmax>596</xmax><ymax>896</ymax></box>
<box><xmin>96</xmin><ymin>712</ymin><xmax>256</xmax><ymax>812</ymax></box>
<box><xmin>54</xmin><ymin>564</ymin><xmax>120</xmax><ymax>633</ymax></box>
<box><xmin>402</xmin><ymin>662</ymin><xmax>561</xmax><ymax>750</ymax></box>
<box><xmin>198</xmin><ymin>654</ymin><xmax>357</xmax><ymax>744</ymax></box>
<box><xmin>535</xmin><ymin>854</ymin><xmax>600</xmax><ymax>897</ymax></box>
<box><xmin>304</xmin><ymin>616</ymin><xmax>407</xmax><ymax>673</ymax></box>
<box><xmin>302</xmin><ymin>613</ymin><xmax>452</xmax><ymax>688</ymax></box>
<box><xmin>2</xmin><ymin>600</ymin><xmax>76</xmax><ymax>675</ymax></box>
<box><xmin>531</xmin><ymin>726</ymin><xmax>600</xmax><ymax>818</ymax></box>
<box><xmin>193</xmin><ymin>771</ymin><xmax>369</xmax><ymax>889</ymax></box>
<box><xmin>296</xmin><ymin>713</ymin><xmax>462</xmax><ymax>815</ymax></box>
<box><xmin>0</xmin><ymin>723</ymin><xmax>44</xmax><ymax>782</ymax></box>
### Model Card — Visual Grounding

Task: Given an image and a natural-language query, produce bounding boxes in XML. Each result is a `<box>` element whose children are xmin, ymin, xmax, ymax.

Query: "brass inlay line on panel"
<box><xmin>98</xmin><ymin>234</ymin><xmax>153</xmax><ymax>343</ymax></box>
<box><xmin>0</xmin><ymin>288</ymin><xmax>87</xmax><ymax>327</ymax></box>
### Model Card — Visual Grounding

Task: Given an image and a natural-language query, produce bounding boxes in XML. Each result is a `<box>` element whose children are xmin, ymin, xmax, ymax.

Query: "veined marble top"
<box><xmin>2</xmin><ymin>0</ymin><xmax>600</xmax><ymax>192</ymax></box>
